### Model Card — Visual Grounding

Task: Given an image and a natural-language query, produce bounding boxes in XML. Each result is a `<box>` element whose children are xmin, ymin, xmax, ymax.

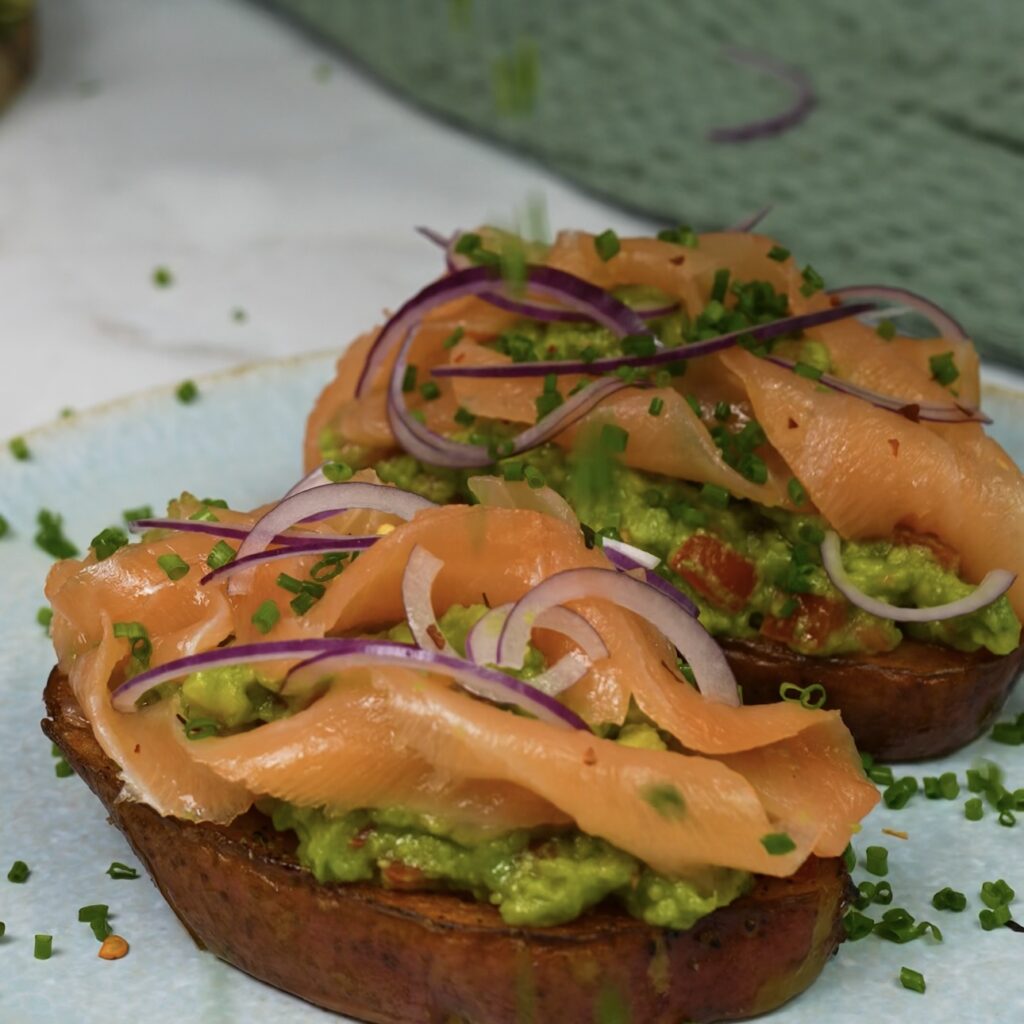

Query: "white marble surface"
<box><xmin>0</xmin><ymin>0</ymin><xmax>654</xmax><ymax>439</ymax></box>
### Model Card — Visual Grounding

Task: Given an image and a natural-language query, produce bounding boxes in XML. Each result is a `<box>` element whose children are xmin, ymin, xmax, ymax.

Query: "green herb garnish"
<box><xmin>899</xmin><ymin>967</ymin><xmax>925</xmax><ymax>994</ymax></box>
<box><xmin>35</xmin><ymin>509</ymin><xmax>79</xmax><ymax>559</ymax></box>
<box><xmin>157</xmin><ymin>553</ymin><xmax>190</xmax><ymax>581</ymax></box>
<box><xmin>929</xmin><ymin>351</ymin><xmax>959</xmax><ymax>387</ymax></box>
<box><xmin>931</xmin><ymin>887</ymin><xmax>967</xmax><ymax>912</ymax></box>
<box><xmin>37</xmin><ymin>606</ymin><xmax>53</xmax><ymax>632</ymax></box>
<box><xmin>175</xmin><ymin>380</ymin><xmax>199</xmax><ymax>404</ymax></box>
<box><xmin>8</xmin><ymin>436</ymin><xmax>29</xmax><ymax>460</ymax></box>
<box><xmin>865</xmin><ymin>845</ymin><xmax>889</xmax><ymax>876</ymax></box>
<box><xmin>106</xmin><ymin>862</ymin><xmax>139</xmax><ymax>880</ymax></box>
<box><xmin>91</xmin><ymin>526</ymin><xmax>128</xmax><ymax>561</ymax></box>
<box><xmin>767</xmin><ymin>245</ymin><xmax>790</xmax><ymax>262</ymax></box>
<box><xmin>7</xmin><ymin>860</ymin><xmax>29</xmax><ymax>883</ymax></box>
<box><xmin>323</xmin><ymin>461</ymin><xmax>354</xmax><ymax>483</ymax></box>
<box><xmin>152</xmin><ymin>266</ymin><xmax>173</xmax><ymax>287</ymax></box>
<box><xmin>594</xmin><ymin>229</ymin><xmax>620</xmax><ymax>262</ymax></box>
<box><xmin>206</xmin><ymin>541</ymin><xmax>236</xmax><ymax>570</ymax></box>
<box><xmin>251</xmin><ymin>599</ymin><xmax>280</xmax><ymax>636</ymax></box>
<box><xmin>34</xmin><ymin>934</ymin><xmax>53</xmax><ymax>959</ymax></box>
<box><xmin>876</xmin><ymin>319</ymin><xmax>897</xmax><ymax>341</ymax></box>
<box><xmin>760</xmin><ymin>832</ymin><xmax>796</xmax><ymax>855</ymax></box>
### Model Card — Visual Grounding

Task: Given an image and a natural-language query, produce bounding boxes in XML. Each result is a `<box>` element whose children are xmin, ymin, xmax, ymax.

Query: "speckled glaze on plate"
<box><xmin>1</xmin><ymin>354</ymin><xmax>1022</xmax><ymax>1024</ymax></box>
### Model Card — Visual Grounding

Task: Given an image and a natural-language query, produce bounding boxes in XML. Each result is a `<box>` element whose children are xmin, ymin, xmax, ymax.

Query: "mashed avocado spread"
<box><xmin>319</xmin><ymin>305</ymin><xmax>1019</xmax><ymax>658</ymax></box>
<box><xmin>269</xmin><ymin>803</ymin><xmax>750</xmax><ymax>930</ymax></box>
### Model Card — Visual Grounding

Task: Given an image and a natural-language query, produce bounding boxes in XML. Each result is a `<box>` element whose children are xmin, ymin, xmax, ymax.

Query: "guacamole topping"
<box><xmin>269</xmin><ymin>801</ymin><xmax>750</xmax><ymax>929</ymax></box>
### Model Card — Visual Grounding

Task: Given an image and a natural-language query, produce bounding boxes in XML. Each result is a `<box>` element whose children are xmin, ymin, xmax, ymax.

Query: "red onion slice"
<box><xmin>601</xmin><ymin>537</ymin><xmax>661</xmax><ymax>570</ymax></box>
<box><xmin>467</xmin><ymin>476</ymin><xmax>579</xmax><ymax>528</ymax></box>
<box><xmin>229</xmin><ymin>483</ymin><xmax>436</xmax><ymax>594</ymax></box>
<box><xmin>402</xmin><ymin>545</ymin><xmax>450</xmax><ymax>654</ymax></box>
<box><xmin>280</xmin><ymin>463</ymin><xmax>331</xmax><ymax>500</ymax></box>
<box><xmin>111</xmin><ymin>639</ymin><xmax>343</xmax><ymax>712</ymax></box>
<box><xmin>496</xmin><ymin>567</ymin><xmax>739</xmax><ymax>706</ymax></box>
<box><xmin>828</xmin><ymin>285</ymin><xmax>967</xmax><ymax>342</ymax></box>
<box><xmin>200</xmin><ymin>537</ymin><xmax>376</xmax><ymax>586</ymax></box>
<box><xmin>464</xmin><ymin>603</ymin><xmax>513</xmax><ymax>665</ymax></box>
<box><xmin>431</xmin><ymin>302</ymin><xmax>873</xmax><ymax>380</ymax></box>
<box><xmin>356</xmin><ymin>264</ymin><xmax>651</xmax><ymax>398</ymax></box>
<box><xmin>465</xmin><ymin>603</ymin><xmax>608</xmax><ymax>668</ymax></box>
<box><xmin>709</xmin><ymin>49</ymin><xmax>816</xmax><ymax>143</ymax></box>
<box><xmin>286</xmin><ymin>644</ymin><xmax>588</xmax><ymax>730</ymax></box>
<box><xmin>727</xmin><ymin>205</ymin><xmax>773</xmax><ymax>232</ymax></box>
<box><xmin>764</xmin><ymin>356</ymin><xmax>992</xmax><ymax>424</ymax></box>
<box><xmin>129</xmin><ymin>518</ymin><xmax>352</xmax><ymax>551</ymax></box>
<box><xmin>821</xmin><ymin>531</ymin><xmax>1015</xmax><ymax>623</ymax></box>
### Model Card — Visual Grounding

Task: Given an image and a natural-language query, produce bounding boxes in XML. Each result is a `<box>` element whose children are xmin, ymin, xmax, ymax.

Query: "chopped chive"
<box><xmin>184</xmin><ymin>716</ymin><xmax>219</xmax><ymax>741</ymax></box>
<box><xmin>600</xmin><ymin>424</ymin><xmax>629</xmax><ymax>454</ymax></box>
<box><xmin>112</xmin><ymin>621</ymin><xmax>151</xmax><ymax>670</ymax></box>
<box><xmin>54</xmin><ymin>758</ymin><xmax>74</xmax><ymax>778</ymax></box>
<box><xmin>876</xmin><ymin>319</ymin><xmax>897</xmax><ymax>341</ymax></box>
<box><xmin>322</xmin><ymin>460</ymin><xmax>355</xmax><ymax>483</ymax></box>
<box><xmin>883</xmin><ymin>777</ymin><xmax>918</xmax><ymax>809</ymax></box>
<box><xmin>34</xmin><ymin>509</ymin><xmax>79</xmax><ymax>559</ymax></box>
<box><xmin>713</xmin><ymin>400</ymin><xmax>731</xmax><ymax>422</ymax></box>
<box><xmin>0</xmin><ymin>513</ymin><xmax>9</xmax><ymax>538</ymax></box>
<box><xmin>868</xmin><ymin>764</ymin><xmax>895</xmax><ymax>786</ymax></box>
<box><xmin>90</xmin><ymin>526</ymin><xmax>128</xmax><ymax>561</ymax></box>
<box><xmin>152</xmin><ymin>266</ymin><xmax>173</xmax><ymax>287</ymax></box>
<box><xmin>401</xmin><ymin>365</ymin><xmax>417</xmax><ymax>393</ymax></box>
<box><xmin>991</xmin><ymin>721</ymin><xmax>1023</xmax><ymax>745</ymax></box>
<box><xmin>251</xmin><ymin>599</ymin><xmax>280</xmax><ymax>636</ymax></box>
<box><xmin>594</xmin><ymin>229</ymin><xmax>620</xmax><ymax>262</ymax></box>
<box><xmin>647</xmin><ymin>397</ymin><xmax>664</xmax><ymax>417</ymax></box>
<box><xmin>289</xmin><ymin>590</ymin><xmax>318</xmax><ymax>615</ymax></box>
<box><xmin>843</xmin><ymin>909</ymin><xmax>874</xmax><ymax>941</ymax></box>
<box><xmin>778</xmin><ymin>682</ymin><xmax>827</xmax><ymax>709</ymax></box>
<box><xmin>500</xmin><ymin>460</ymin><xmax>525</xmax><ymax>482</ymax></box>
<box><xmin>454</xmin><ymin>405</ymin><xmax>476</xmax><ymax>427</ymax></box>
<box><xmin>932</xmin><ymin>887</ymin><xmax>967</xmax><ymax>912</ymax></box>
<box><xmin>206</xmin><ymin>540</ymin><xmax>236</xmax><ymax>570</ymax></box>
<box><xmin>700</xmin><ymin>483</ymin><xmax>730</xmax><ymax>509</ymax></box>
<box><xmin>793</xmin><ymin>361</ymin><xmax>823</xmax><ymax>381</ymax></box>
<box><xmin>842</xmin><ymin>843</ymin><xmax>856</xmax><ymax>871</ymax></box>
<box><xmin>965</xmin><ymin>797</ymin><xmax>984</xmax><ymax>821</ymax></box>
<box><xmin>711</xmin><ymin>268</ymin><xmax>731</xmax><ymax>303</ymax></box>
<box><xmin>34</xmin><ymin>934</ymin><xmax>53</xmax><ymax>959</ymax></box>
<box><xmin>535</xmin><ymin>389</ymin><xmax>564</xmax><ymax>419</ymax></box>
<box><xmin>760</xmin><ymin>832</ymin><xmax>796</xmax><ymax>855</ymax></box>
<box><xmin>276</xmin><ymin>573</ymin><xmax>303</xmax><ymax>594</ymax></box>
<box><xmin>122</xmin><ymin>505</ymin><xmax>153</xmax><ymax>524</ymax></box>
<box><xmin>684</xmin><ymin>394</ymin><xmax>702</xmax><ymax>417</ymax></box>
<box><xmin>641</xmin><ymin>782</ymin><xmax>686</xmax><ymax>820</ymax></box>
<box><xmin>999</xmin><ymin>809</ymin><xmax>1016</xmax><ymax>827</ymax></box>
<box><xmin>523</xmin><ymin>465</ymin><xmax>546</xmax><ymax>490</ymax></box>
<box><xmin>621</xmin><ymin>333</ymin><xmax>657</xmax><ymax>357</ymax></box>
<box><xmin>865</xmin><ymin>846</ymin><xmax>889</xmax><ymax>877</ymax></box>
<box><xmin>0</xmin><ymin>922</ymin><xmax>4</xmax><ymax>937</ymax></box>
<box><xmin>980</xmin><ymin>879</ymin><xmax>1015</xmax><ymax>909</ymax></box>
<box><xmin>767</xmin><ymin>245</ymin><xmax>790</xmax><ymax>262</ymax></box>
<box><xmin>786</xmin><ymin>478</ymin><xmax>807</xmax><ymax>506</ymax></box>
<box><xmin>7</xmin><ymin>860</ymin><xmax>29</xmax><ymax>883</ymax></box>
<box><xmin>232</xmin><ymin>307</ymin><xmax>247</xmax><ymax>322</ymax></box>
<box><xmin>175</xmin><ymin>380</ymin><xmax>198</xmax><ymax>404</ymax></box>
<box><xmin>799</xmin><ymin>264</ymin><xmax>825</xmax><ymax>297</ymax></box>
<box><xmin>309</xmin><ymin>553</ymin><xmax>350</xmax><ymax>582</ymax></box>
<box><xmin>980</xmin><ymin>905</ymin><xmax>1013</xmax><ymax>930</ymax></box>
<box><xmin>929</xmin><ymin>351</ymin><xmax>959</xmax><ymax>387</ymax></box>
<box><xmin>899</xmin><ymin>967</ymin><xmax>925</xmax><ymax>994</ymax></box>
<box><xmin>106</xmin><ymin>862</ymin><xmax>139</xmax><ymax>880</ymax></box>
<box><xmin>778</xmin><ymin>596</ymin><xmax>798</xmax><ymax>617</ymax></box>
<box><xmin>37</xmin><ymin>606</ymin><xmax>53</xmax><ymax>632</ymax></box>
<box><xmin>78</xmin><ymin>903</ymin><xmax>112</xmax><ymax>940</ymax></box>
<box><xmin>442</xmin><ymin>326</ymin><xmax>464</xmax><ymax>350</ymax></box>
<box><xmin>8</xmin><ymin>436</ymin><xmax>29</xmax><ymax>460</ymax></box>
<box><xmin>419</xmin><ymin>380</ymin><xmax>441</xmax><ymax>401</ymax></box>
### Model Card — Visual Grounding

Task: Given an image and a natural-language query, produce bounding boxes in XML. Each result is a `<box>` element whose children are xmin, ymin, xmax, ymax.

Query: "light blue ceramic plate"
<box><xmin>1</xmin><ymin>354</ymin><xmax>1022</xmax><ymax>1024</ymax></box>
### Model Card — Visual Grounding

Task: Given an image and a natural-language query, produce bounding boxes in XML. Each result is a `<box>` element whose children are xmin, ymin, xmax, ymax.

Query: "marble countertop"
<box><xmin>1</xmin><ymin>0</ymin><xmax>653</xmax><ymax>440</ymax></box>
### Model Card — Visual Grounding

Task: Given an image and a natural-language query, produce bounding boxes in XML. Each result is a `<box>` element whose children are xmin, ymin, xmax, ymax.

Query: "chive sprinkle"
<box><xmin>843</xmin><ymin>910</ymin><xmax>874</xmax><ymax>941</ymax></box>
<box><xmin>500</xmin><ymin>460</ymin><xmax>525</xmax><ymax>482</ymax></box>
<box><xmin>184</xmin><ymin>716</ymin><xmax>219</xmax><ymax>741</ymax></box>
<box><xmin>760</xmin><ymin>832</ymin><xmax>796</xmax><ymax>855</ymax></box>
<box><xmin>767</xmin><ymin>245</ymin><xmax>790</xmax><ymax>262</ymax></box>
<box><xmin>106</xmin><ymin>862</ymin><xmax>140</xmax><ymax>880</ymax></box>
<box><xmin>206</xmin><ymin>540</ymin><xmax>236</xmax><ymax>570</ymax></box>
<box><xmin>7</xmin><ymin>860</ymin><xmax>29</xmax><ymax>883</ymax></box>
<box><xmin>594</xmin><ymin>229</ymin><xmax>620</xmax><ymax>261</ymax></box>
<box><xmin>175</xmin><ymin>380</ymin><xmax>199</xmax><ymax>404</ymax></box>
<box><xmin>899</xmin><ymin>967</ymin><xmax>925</xmax><ymax>994</ymax></box>
<box><xmin>122</xmin><ymin>505</ymin><xmax>153</xmax><ymax>523</ymax></box>
<box><xmin>980</xmin><ymin>879</ymin><xmax>1015</xmax><ymax>909</ymax></box>
<box><xmin>276</xmin><ymin>573</ymin><xmax>304</xmax><ymax>594</ymax></box>
<box><xmin>90</xmin><ymin>526</ymin><xmax>128</xmax><ymax>561</ymax></box>
<box><xmin>442</xmin><ymin>326</ymin><xmax>464</xmax><ymax>349</ymax></box>
<box><xmin>787</xmin><ymin>478</ymin><xmax>807</xmax><ymax>506</ymax></box>
<box><xmin>799</xmin><ymin>264</ymin><xmax>825</xmax><ymax>297</ymax></box>
<box><xmin>54</xmin><ymin>758</ymin><xmax>74</xmax><ymax>778</ymax></box>
<box><xmin>152</xmin><ymin>266</ymin><xmax>173</xmax><ymax>287</ymax></box>
<box><xmin>965</xmin><ymin>797</ymin><xmax>984</xmax><ymax>820</ymax></box>
<box><xmin>865</xmin><ymin>846</ymin><xmax>889</xmax><ymax>876</ymax></box>
<box><xmin>641</xmin><ymin>782</ymin><xmax>686</xmax><ymax>820</ymax></box>
<box><xmin>980</xmin><ymin>905</ymin><xmax>1012</xmax><ymax>930</ymax></box>
<box><xmin>37</xmin><ymin>606</ymin><xmax>53</xmax><ymax>632</ymax></box>
<box><xmin>401</xmin><ymin>365</ymin><xmax>417</xmax><ymax>393</ymax></box>
<box><xmin>251</xmin><ymin>599</ymin><xmax>280</xmax><ymax>636</ymax></box>
<box><xmin>34</xmin><ymin>934</ymin><xmax>53</xmax><ymax>960</ymax></box>
<box><xmin>8</xmin><ymin>436</ymin><xmax>29</xmax><ymax>460</ymax></box>
<box><xmin>793</xmin><ymin>361</ymin><xmax>823</xmax><ymax>381</ymax></box>
<box><xmin>157</xmin><ymin>553</ymin><xmax>190</xmax><ymax>581</ymax></box>
<box><xmin>35</xmin><ymin>509</ymin><xmax>79</xmax><ymax>559</ymax></box>
<box><xmin>78</xmin><ymin>903</ymin><xmax>112</xmax><ymax>941</ymax></box>
<box><xmin>700</xmin><ymin>483</ymin><xmax>730</xmax><ymax>509</ymax></box>
<box><xmin>647</xmin><ymin>397</ymin><xmax>664</xmax><ymax>417</ymax></box>
<box><xmin>929</xmin><ymin>351</ymin><xmax>959</xmax><ymax>387</ymax></box>
<box><xmin>600</xmin><ymin>424</ymin><xmax>629</xmax><ymax>454</ymax></box>
<box><xmin>0</xmin><ymin>513</ymin><xmax>9</xmax><ymax>538</ymax></box>
<box><xmin>0</xmin><ymin>922</ymin><xmax>4</xmax><ymax>937</ymax></box>
<box><xmin>876</xmin><ymin>319</ymin><xmax>897</xmax><ymax>341</ymax></box>
<box><xmin>112</xmin><ymin>621</ymin><xmax>151</xmax><ymax>671</ymax></box>
<box><xmin>932</xmin><ymin>887</ymin><xmax>967</xmax><ymax>912</ymax></box>
<box><xmin>868</xmin><ymin>764</ymin><xmax>895</xmax><ymax>786</ymax></box>
<box><xmin>419</xmin><ymin>380</ymin><xmax>441</xmax><ymax>401</ymax></box>
<box><xmin>454</xmin><ymin>405</ymin><xmax>475</xmax><ymax>427</ymax></box>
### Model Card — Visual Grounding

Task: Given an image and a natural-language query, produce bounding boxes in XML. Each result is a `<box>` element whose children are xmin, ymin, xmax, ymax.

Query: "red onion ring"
<box><xmin>200</xmin><ymin>537</ymin><xmax>375</xmax><ymax>586</ymax></box>
<box><xmin>600</xmin><ymin>538</ymin><xmax>700</xmax><ymax>618</ymax></box>
<box><xmin>286</xmin><ymin>643</ymin><xmax>588</xmax><ymax>730</ymax></box>
<box><xmin>709</xmin><ymin>49</ymin><xmax>816</xmax><ymax>143</ymax></box>
<box><xmin>726</xmin><ymin>205</ymin><xmax>773</xmax><ymax>232</ymax></box>
<box><xmin>431</xmin><ymin>302</ymin><xmax>873</xmax><ymax>380</ymax></box>
<box><xmin>821</xmin><ymin>531</ymin><xmax>1015</xmax><ymax>622</ymax></box>
<box><xmin>495</xmin><ymin>567</ymin><xmax>739</xmax><ymax>706</ymax></box>
<box><xmin>828</xmin><ymin>285</ymin><xmax>967</xmax><ymax>342</ymax></box>
<box><xmin>229</xmin><ymin>483</ymin><xmax>436</xmax><ymax>594</ymax></box>
<box><xmin>402</xmin><ymin>545</ymin><xmax>450</xmax><ymax>654</ymax></box>
<box><xmin>764</xmin><ymin>356</ymin><xmax>992</xmax><ymax>424</ymax></box>
<box><xmin>129</xmin><ymin>517</ymin><xmax>352</xmax><ymax>551</ymax></box>
<box><xmin>465</xmin><ymin>603</ymin><xmax>608</xmax><ymax>668</ymax></box>
<box><xmin>356</xmin><ymin>264</ymin><xmax>651</xmax><ymax>398</ymax></box>
<box><xmin>601</xmin><ymin>537</ymin><xmax>660</xmax><ymax>570</ymax></box>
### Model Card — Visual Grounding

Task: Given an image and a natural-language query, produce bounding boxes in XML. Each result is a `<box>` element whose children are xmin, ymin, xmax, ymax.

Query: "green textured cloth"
<box><xmin>264</xmin><ymin>0</ymin><xmax>1024</xmax><ymax>368</ymax></box>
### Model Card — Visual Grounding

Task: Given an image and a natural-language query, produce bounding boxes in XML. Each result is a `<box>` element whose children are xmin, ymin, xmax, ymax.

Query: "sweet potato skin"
<box><xmin>43</xmin><ymin>669</ymin><xmax>852</xmax><ymax>1024</ymax></box>
<box><xmin>724</xmin><ymin>637</ymin><xmax>1023</xmax><ymax>761</ymax></box>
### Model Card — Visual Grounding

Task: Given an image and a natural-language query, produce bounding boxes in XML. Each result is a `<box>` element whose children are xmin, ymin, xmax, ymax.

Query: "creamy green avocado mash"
<box><xmin>320</xmin><ymin>284</ymin><xmax>1020</xmax><ymax>658</ymax></box>
<box><xmin>269</xmin><ymin>802</ymin><xmax>750</xmax><ymax>930</ymax></box>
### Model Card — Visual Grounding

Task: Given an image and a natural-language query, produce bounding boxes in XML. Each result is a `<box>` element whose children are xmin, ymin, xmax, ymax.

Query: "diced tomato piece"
<box><xmin>381</xmin><ymin>861</ymin><xmax>427</xmax><ymax>890</ymax></box>
<box><xmin>892</xmin><ymin>524</ymin><xmax>960</xmax><ymax>573</ymax></box>
<box><xmin>670</xmin><ymin>534</ymin><xmax>757</xmax><ymax>613</ymax></box>
<box><xmin>761</xmin><ymin>595</ymin><xmax>847</xmax><ymax>652</ymax></box>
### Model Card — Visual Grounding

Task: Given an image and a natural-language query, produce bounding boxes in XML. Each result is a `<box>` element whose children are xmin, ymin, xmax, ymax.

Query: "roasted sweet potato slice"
<box><xmin>43</xmin><ymin>669</ymin><xmax>853</xmax><ymax>1024</ymax></box>
<box><xmin>723</xmin><ymin>637</ymin><xmax>1023</xmax><ymax>761</ymax></box>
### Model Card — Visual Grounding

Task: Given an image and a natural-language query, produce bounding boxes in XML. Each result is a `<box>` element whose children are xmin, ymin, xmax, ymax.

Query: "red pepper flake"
<box><xmin>669</xmin><ymin>255</ymin><xmax>686</xmax><ymax>266</ymax></box>
<box><xmin>897</xmin><ymin>403</ymin><xmax>921</xmax><ymax>422</ymax></box>
<box><xmin>583</xmin><ymin>747</ymin><xmax>597</xmax><ymax>766</ymax></box>
<box><xmin>133</xmin><ymin>744</ymin><xmax>141</xmax><ymax>754</ymax></box>
<box><xmin>425</xmin><ymin>623</ymin><xmax>445</xmax><ymax>650</ymax></box>
<box><xmin>787</xmin><ymin>417</ymin><xmax>799</xmax><ymax>429</ymax></box>
<box><xmin>888</xmin><ymin>438</ymin><xmax>900</xmax><ymax>457</ymax></box>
